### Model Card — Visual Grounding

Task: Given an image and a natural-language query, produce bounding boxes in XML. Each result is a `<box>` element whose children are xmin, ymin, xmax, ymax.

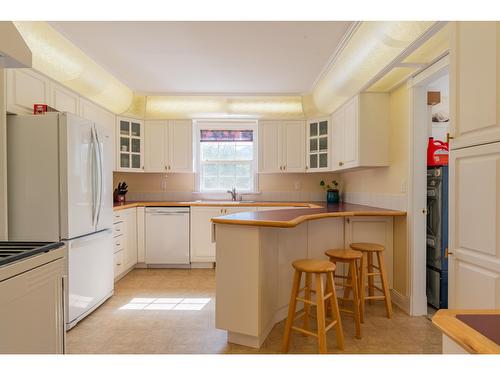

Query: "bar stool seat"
<box><xmin>282</xmin><ymin>258</ymin><xmax>344</xmax><ymax>354</ymax></box>
<box><xmin>325</xmin><ymin>248</ymin><xmax>363</xmax><ymax>339</ymax></box>
<box><xmin>350</xmin><ymin>242</ymin><xmax>385</xmax><ymax>252</ymax></box>
<box><xmin>350</xmin><ymin>242</ymin><xmax>393</xmax><ymax>319</ymax></box>
<box><xmin>292</xmin><ymin>259</ymin><xmax>336</xmax><ymax>273</ymax></box>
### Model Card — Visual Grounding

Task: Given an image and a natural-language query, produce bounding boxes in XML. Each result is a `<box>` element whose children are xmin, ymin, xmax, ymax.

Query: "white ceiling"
<box><xmin>48</xmin><ymin>21</ymin><xmax>353</xmax><ymax>95</ymax></box>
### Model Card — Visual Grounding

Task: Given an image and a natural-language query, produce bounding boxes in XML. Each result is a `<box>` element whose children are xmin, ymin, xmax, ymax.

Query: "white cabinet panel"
<box><xmin>331</xmin><ymin>93</ymin><xmax>389</xmax><ymax>172</ymax></box>
<box><xmin>283</xmin><ymin>121</ymin><xmax>305</xmax><ymax>172</ymax></box>
<box><xmin>6</xmin><ymin>69</ymin><xmax>50</xmax><ymax>114</ymax></box>
<box><xmin>259</xmin><ymin>120</ymin><xmax>305</xmax><ymax>173</ymax></box>
<box><xmin>191</xmin><ymin>207</ymin><xmax>222</xmax><ymax>262</ymax></box>
<box><xmin>259</xmin><ymin>121</ymin><xmax>282</xmax><ymax>173</ymax></box>
<box><xmin>449</xmin><ymin>142</ymin><xmax>500</xmax><ymax>308</ymax></box>
<box><xmin>51</xmin><ymin>82</ymin><xmax>79</xmax><ymax>114</ymax></box>
<box><xmin>123</xmin><ymin>208</ymin><xmax>138</xmax><ymax>270</ymax></box>
<box><xmin>169</xmin><ymin>120</ymin><xmax>193</xmax><ymax>172</ymax></box>
<box><xmin>145</xmin><ymin>120</ymin><xmax>167</xmax><ymax>172</ymax></box>
<box><xmin>144</xmin><ymin>120</ymin><xmax>193</xmax><ymax>173</ymax></box>
<box><xmin>343</xmin><ymin>96</ymin><xmax>358</xmax><ymax>166</ymax></box>
<box><xmin>450</xmin><ymin>22</ymin><xmax>500</xmax><ymax>149</ymax></box>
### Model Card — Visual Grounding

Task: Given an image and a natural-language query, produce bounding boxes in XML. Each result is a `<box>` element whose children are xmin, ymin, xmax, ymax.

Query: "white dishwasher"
<box><xmin>145</xmin><ymin>207</ymin><xmax>190</xmax><ymax>266</ymax></box>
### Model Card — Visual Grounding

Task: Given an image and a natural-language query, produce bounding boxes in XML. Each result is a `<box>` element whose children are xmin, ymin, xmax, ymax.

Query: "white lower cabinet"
<box><xmin>190</xmin><ymin>206</ymin><xmax>257</xmax><ymax>263</ymax></box>
<box><xmin>112</xmin><ymin>208</ymin><xmax>138</xmax><ymax>280</ymax></box>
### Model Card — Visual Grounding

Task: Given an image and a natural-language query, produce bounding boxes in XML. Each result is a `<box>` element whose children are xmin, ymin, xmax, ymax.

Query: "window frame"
<box><xmin>194</xmin><ymin>119</ymin><xmax>259</xmax><ymax>194</ymax></box>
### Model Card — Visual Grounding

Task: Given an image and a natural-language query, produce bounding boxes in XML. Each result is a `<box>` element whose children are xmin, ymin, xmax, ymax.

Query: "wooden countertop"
<box><xmin>432</xmin><ymin>309</ymin><xmax>500</xmax><ymax>354</ymax></box>
<box><xmin>113</xmin><ymin>201</ymin><xmax>320</xmax><ymax>211</ymax></box>
<box><xmin>211</xmin><ymin>202</ymin><xmax>406</xmax><ymax>228</ymax></box>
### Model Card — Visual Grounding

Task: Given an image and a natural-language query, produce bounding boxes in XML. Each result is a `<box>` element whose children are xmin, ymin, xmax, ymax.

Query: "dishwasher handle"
<box><xmin>147</xmin><ymin>212</ymin><xmax>188</xmax><ymax>216</ymax></box>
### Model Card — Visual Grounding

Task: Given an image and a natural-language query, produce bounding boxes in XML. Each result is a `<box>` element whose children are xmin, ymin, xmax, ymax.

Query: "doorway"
<box><xmin>407</xmin><ymin>56</ymin><xmax>450</xmax><ymax>316</ymax></box>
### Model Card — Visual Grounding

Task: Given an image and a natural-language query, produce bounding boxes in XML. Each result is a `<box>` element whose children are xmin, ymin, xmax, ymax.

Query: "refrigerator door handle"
<box><xmin>94</xmin><ymin>125</ymin><xmax>104</xmax><ymax>228</ymax></box>
<box><xmin>90</xmin><ymin>126</ymin><xmax>99</xmax><ymax>228</ymax></box>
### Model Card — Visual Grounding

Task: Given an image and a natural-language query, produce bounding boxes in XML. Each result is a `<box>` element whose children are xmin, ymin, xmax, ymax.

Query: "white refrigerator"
<box><xmin>7</xmin><ymin>112</ymin><xmax>114</xmax><ymax>329</ymax></box>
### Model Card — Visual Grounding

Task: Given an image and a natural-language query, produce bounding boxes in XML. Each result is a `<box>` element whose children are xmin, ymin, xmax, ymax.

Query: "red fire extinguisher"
<box><xmin>427</xmin><ymin>137</ymin><xmax>449</xmax><ymax>166</ymax></box>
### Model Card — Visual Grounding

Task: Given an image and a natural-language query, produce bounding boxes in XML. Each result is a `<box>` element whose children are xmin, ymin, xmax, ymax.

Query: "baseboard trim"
<box><xmin>391</xmin><ymin>289</ymin><xmax>410</xmax><ymax>314</ymax></box>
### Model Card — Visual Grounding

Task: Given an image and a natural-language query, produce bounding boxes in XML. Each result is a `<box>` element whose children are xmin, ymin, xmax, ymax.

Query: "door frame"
<box><xmin>407</xmin><ymin>55</ymin><xmax>450</xmax><ymax>315</ymax></box>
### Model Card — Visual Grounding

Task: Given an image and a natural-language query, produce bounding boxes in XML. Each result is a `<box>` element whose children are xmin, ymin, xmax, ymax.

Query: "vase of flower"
<box><xmin>320</xmin><ymin>179</ymin><xmax>340</xmax><ymax>204</ymax></box>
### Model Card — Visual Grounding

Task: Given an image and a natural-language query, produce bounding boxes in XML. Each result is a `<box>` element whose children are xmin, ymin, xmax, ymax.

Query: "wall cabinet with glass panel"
<box><xmin>306</xmin><ymin>118</ymin><xmax>331</xmax><ymax>172</ymax></box>
<box><xmin>331</xmin><ymin>93</ymin><xmax>389</xmax><ymax>172</ymax></box>
<box><xmin>116</xmin><ymin>117</ymin><xmax>144</xmax><ymax>172</ymax></box>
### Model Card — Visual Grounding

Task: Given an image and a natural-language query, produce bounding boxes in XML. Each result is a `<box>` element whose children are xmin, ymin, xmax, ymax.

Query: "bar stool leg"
<box><xmin>349</xmin><ymin>261</ymin><xmax>362</xmax><ymax>339</ymax></box>
<box><xmin>303</xmin><ymin>273</ymin><xmax>312</xmax><ymax>333</ymax></box>
<box><xmin>326</xmin><ymin>272</ymin><xmax>345</xmax><ymax>350</ymax></box>
<box><xmin>358</xmin><ymin>252</ymin><xmax>367</xmax><ymax>321</ymax></box>
<box><xmin>377</xmin><ymin>252</ymin><xmax>393</xmax><ymax>319</ymax></box>
<box><xmin>343</xmin><ymin>264</ymin><xmax>352</xmax><ymax>301</ymax></box>
<box><xmin>282</xmin><ymin>270</ymin><xmax>302</xmax><ymax>353</ymax></box>
<box><xmin>367</xmin><ymin>252</ymin><xmax>375</xmax><ymax>305</ymax></box>
<box><xmin>315</xmin><ymin>273</ymin><xmax>327</xmax><ymax>354</ymax></box>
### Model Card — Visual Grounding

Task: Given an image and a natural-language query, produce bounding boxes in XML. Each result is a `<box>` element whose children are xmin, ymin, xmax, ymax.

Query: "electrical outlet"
<box><xmin>294</xmin><ymin>181</ymin><xmax>301</xmax><ymax>191</ymax></box>
<box><xmin>400</xmin><ymin>179</ymin><xmax>407</xmax><ymax>193</ymax></box>
<box><xmin>160</xmin><ymin>176</ymin><xmax>168</xmax><ymax>191</ymax></box>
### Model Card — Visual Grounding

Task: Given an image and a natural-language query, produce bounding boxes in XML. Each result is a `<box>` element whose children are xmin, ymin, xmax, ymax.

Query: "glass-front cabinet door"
<box><xmin>116</xmin><ymin>117</ymin><xmax>144</xmax><ymax>172</ymax></box>
<box><xmin>306</xmin><ymin>118</ymin><xmax>330</xmax><ymax>172</ymax></box>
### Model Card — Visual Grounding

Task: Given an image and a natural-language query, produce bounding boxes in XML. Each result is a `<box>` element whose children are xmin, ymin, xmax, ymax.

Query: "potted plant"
<box><xmin>320</xmin><ymin>179</ymin><xmax>340</xmax><ymax>204</ymax></box>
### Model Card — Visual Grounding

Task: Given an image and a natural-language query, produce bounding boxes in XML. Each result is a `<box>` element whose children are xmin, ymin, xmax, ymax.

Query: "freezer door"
<box><xmin>66</xmin><ymin>229</ymin><xmax>113</xmax><ymax>328</ymax></box>
<box><xmin>59</xmin><ymin>113</ymin><xmax>97</xmax><ymax>240</ymax></box>
<box><xmin>94</xmin><ymin>121</ymin><xmax>113</xmax><ymax>232</ymax></box>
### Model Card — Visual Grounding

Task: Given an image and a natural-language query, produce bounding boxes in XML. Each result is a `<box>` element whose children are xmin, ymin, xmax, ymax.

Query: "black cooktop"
<box><xmin>0</xmin><ymin>242</ymin><xmax>65</xmax><ymax>267</ymax></box>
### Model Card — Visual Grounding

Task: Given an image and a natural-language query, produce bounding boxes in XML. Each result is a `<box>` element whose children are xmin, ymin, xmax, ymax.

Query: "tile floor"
<box><xmin>67</xmin><ymin>269</ymin><xmax>442</xmax><ymax>354</ymax></box>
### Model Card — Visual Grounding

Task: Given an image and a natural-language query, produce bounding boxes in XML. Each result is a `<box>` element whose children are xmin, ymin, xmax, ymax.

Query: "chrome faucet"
<box><xmin>227</xmin><ymin>187</ymin><xmax>237</xmax><ymax>201</ymax></box>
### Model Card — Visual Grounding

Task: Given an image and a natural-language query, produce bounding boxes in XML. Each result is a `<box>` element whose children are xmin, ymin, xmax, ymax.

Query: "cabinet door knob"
<box><xmin>165</xmin><ymin>165</ymin><xmax>168</xmax><ymax>171</ymax></box>
<box><xmin>339</xmin><ymin>161</ymin><xmax>344</xmax><ymax>166</ymax></box>
<box><xmin>284</xmin><ymin>165</ymin><xmax>286</xmax><ymax>170</ymax></box>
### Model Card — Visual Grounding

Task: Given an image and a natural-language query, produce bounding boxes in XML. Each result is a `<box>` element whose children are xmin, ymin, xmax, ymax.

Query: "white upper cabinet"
<box><xmin>331</xmin><ymin>93</ymin><xmax>389</xmax><ymax>172</ymax></box>
<box><xmin>168</xmin><ymin>120</ymin><xmax>193</xmax><ymax>172</ymax></box>
<box><xmin>50</xmin><ymin>82</ymin><xmax>80</xmax><ymax>114</ymax></box>
<box><xmin>450</xmin><ymin>22</ymin><xmax>500</xmax><ymax>149</ymax></box>
<box><xmin>259</xmin><ymin>120</ymin><xmax>305</xmax><ymax>173</ymax></box>
<box><xmin>6</xmin><ymin>69</ymin><xmax>50</xmax><ymax>114</ymax></box>
<box><xmin>117</xmin><ymin>117</ymin><xmax>145</xmax><ymax>172</ymax></box>
<box><xmin>145</xmin><ymin>120</ymin><xmax>166</xmax><ymax>172</ymax></box>
<box><xmin>145</xmin><ymin>120</ymin><xmax>193</xmax><ymax>173</ymax></box>
<box><xmin>306</xmin><ymin>118</ymin><xmax>330</xmax><ymax>172</ymax></box>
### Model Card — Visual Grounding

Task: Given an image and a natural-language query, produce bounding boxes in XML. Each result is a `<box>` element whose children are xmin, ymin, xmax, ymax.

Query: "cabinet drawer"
<box><xmin>113</xmin><ymin>212</ymin><xmax>123</xmax><ymax>224</ymax></box>
<box><xmin>114</xmin><ymin>237</ymin><xmax>125</xmax><ymax>254</ymax></box>
<box><xmin>113</xmin><ymin>221</ymin><xmax>125</xmax><ymax>237</ymax></box>
<box><xmin>114</xmin><ymin>250</ymin><xmax>124</xmax><ymax>277</ymax></box>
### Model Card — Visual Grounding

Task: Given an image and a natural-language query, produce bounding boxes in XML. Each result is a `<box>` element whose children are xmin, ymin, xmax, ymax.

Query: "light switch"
<box><xmin>294</xmin><ymin>181</ymin><xmax>301</xmax><ymax>191</ymax></box>
<box><xmin>400</xmin><ymin>179</ymin><xmax>407</xmax><ymax>193</ymax></box>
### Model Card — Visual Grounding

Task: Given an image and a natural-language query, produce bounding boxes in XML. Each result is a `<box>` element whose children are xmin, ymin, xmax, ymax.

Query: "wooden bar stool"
<box><xmin>325</xmin><ymin>249</ymin><xmax>363</xmax><ymax>339</ymax></box>
<box><xmin>350</xmin><ymin>242</ymin><xmax>393</xmax><ymax>319</ymax></box>
<box><xmin>282</xmin><ymin>259</ymin><xmax>344</xmax><ymax>354</ymax></box>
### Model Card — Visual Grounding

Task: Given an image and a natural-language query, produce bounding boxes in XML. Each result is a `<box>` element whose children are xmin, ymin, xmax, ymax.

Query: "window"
<box><xmin>195</xmin><ymin>121</ymin><xmax>258</xmax><ymax>193</ymax></box>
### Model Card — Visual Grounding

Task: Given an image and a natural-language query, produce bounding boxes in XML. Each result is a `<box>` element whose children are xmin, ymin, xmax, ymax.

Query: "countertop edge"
<box><xmin>113</xmin><ymin>201</ymin><xmax>322</xmax><ymax>211</ymax></box>
<box><xmin>432</xmin><ymin>309</ymin><xmax>500</xmax><ymax>354</ymax></box>
<box><xmin>211</xmin><ymin>210</ymin><xmax>406</xmax><ymax>228</ymax></box>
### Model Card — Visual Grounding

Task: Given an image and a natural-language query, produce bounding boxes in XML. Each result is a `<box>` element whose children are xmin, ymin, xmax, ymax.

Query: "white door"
<box><xmin>449</xmin><ymin>142</ymin><xmax>500</xmax><ymax>308</ymax></box>
<box><xmin>190</xmin><ymin>207</ymin><xmax>222</xmax><ymax>262</ymax></box>
<box><xmin>59</xmin><ymin>113</ymin><xmax>95</xmax><ymax>240</ymax></box>
<box><xmin>450</xmin><ymin>22</ymin><xmax>500</xmax><ymax>150</ymax></box>
<box><xmin>67</xmin><ymin>229</ymin><xmax>113</xmax><ymax>327</ymax></box>
<box><xmin>95</xmin><ymin>120</ymin><xmax>113</xmax><ymax>232</ymax></box>
<box><xmin>259</xmin><ymin>121</ymin><xmax>282</xmax><ymax>173</ymax></box>
<box><xmin>283</xmin><ymin>121</ymin><xmax>305</xmax><ymax>172</ymax></box>
<box><xmin>169</xmin><ymin>120</ymin><xmax>193</xmax><ymax>172</ymax></box>
<box><xmin>145</xmin><ymin>120</ymin><xmax>167</xmax><ymax>172</ymax></box>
